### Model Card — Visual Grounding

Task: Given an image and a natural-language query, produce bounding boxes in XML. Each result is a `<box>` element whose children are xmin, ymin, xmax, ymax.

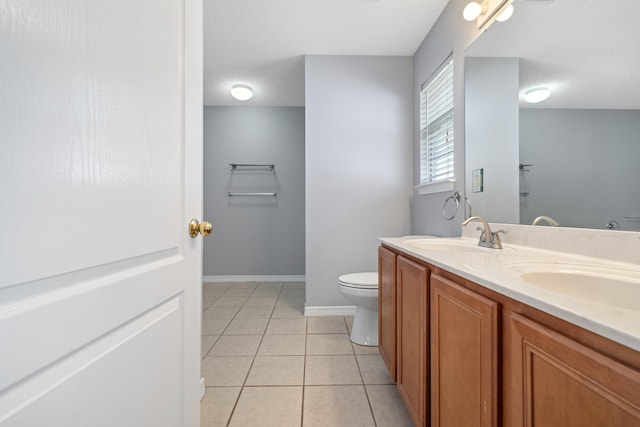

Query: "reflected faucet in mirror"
<box><xmin>462</xmin><ymin>216</ymin><xmax>506</xmax><ymax>249</ymax></box>
<box><xmin>532</xmin><ymin>216</ymin><xmax>559</xmax><ymax>227</ymax></box>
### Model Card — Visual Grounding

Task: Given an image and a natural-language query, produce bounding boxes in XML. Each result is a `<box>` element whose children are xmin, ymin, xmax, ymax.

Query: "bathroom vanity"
<box><xmin>378</xmin><ymin>228</ymin><xmax>640</xmax><ymax>427</ymax></box>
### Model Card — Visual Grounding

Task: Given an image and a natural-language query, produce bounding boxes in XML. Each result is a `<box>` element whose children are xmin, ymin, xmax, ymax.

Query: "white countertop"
<box><xmin>379</xmin><ymin>235</ymin><xmax>640</xmax><ymax>352</ymax></box>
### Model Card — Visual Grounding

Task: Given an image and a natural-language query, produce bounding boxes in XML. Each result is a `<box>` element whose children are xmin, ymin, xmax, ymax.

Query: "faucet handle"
<box><xmin>475</xmin><ymin>226</ymin><xmax>486</xmax><ymax>241</ymax></box>
<box><xmin>491</xmin><ymin>229</ymin><xmax>507</xmax><ymax>247</ymax></box>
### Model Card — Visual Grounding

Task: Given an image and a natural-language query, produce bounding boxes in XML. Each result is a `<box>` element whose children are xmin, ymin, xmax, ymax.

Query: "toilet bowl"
<box><xmin>337</xmin><ymin>272</ymin><xmax>379</xmax><ymax>346</ymax></box>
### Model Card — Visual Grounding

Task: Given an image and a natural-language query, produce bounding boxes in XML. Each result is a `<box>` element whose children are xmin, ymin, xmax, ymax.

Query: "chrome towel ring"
<box><xmin>442</xmin><ymin>191</ymin><xmax>473</xmax><ymax>220</ymax></box>
<box><xmin>442</xmin><ymin>191</ymin><xmax>461</xmax><ymax>220</ymax></box>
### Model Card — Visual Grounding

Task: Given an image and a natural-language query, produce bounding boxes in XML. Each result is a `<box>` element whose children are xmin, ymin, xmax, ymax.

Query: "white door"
<box><xmin>0</xmin><ymin>0</ymin><xmax>204</xmax><ymax>425</ymax></box>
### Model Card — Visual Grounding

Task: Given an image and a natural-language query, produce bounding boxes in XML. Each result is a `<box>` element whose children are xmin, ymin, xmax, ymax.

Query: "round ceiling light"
<box><xmin>523</xmin><ymin>87</ymin><xmax>551</xmax><ymax>104</ymax></box>
<box><xmin>230</xmin><ymin>84</ymin><xmax>253</xmax><ymax>101</ymax></box>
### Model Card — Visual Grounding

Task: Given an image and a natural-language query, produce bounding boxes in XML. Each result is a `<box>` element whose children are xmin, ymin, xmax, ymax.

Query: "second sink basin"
<box><xmin>504</xmin><ymin>263</ymin><xmax>640</xmax><ymax>311</ymax></box>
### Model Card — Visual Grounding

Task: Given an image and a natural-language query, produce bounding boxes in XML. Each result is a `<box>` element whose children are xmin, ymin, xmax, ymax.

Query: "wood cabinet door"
<box><xmin>379</xmin><ymin>246</ymin><xmax>398</xmax><ymax>381</ymax></box>
<box><xmin>430</xmin><ymin>274</ymin><xmax>499</xmax><ymax>427</ymax></box>
<box><xmin>508</xmin><ymin>313</ymin><xmax>640</xmax><ymax>427</ymax></box>
<box><xmin>397</xmin><ymin>256</ymin><xmax>429</xmax><ymax>427</ymax></box>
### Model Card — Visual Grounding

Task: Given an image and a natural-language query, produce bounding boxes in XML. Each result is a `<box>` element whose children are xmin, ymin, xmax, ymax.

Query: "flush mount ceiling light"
<box><xmin>230</xmin><ymin>84</ymin><xmax>253</xmax><ymax>101</ymax></box>
<box><xmin>523</xmin><ymin>87</ymin><xmax>551</xmax><ymax>103</ymax></box>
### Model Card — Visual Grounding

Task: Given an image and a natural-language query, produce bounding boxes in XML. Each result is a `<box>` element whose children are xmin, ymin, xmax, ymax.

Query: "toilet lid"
<box><xmin>338</xmin><ymin>272</ymin><xmax>378</xmax><ymax>289</ymax></box>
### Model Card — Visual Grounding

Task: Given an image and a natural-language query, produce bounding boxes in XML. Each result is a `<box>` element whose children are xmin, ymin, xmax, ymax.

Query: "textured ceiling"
<box><xmin>203</xmin><ymin>0</ymin><xmax>449</xmax><ymax>106</ymax></box>
<box><xmin>466</xmin><ymin>0</ymin><xmax>640</xmax><ymax>109</ymax></box>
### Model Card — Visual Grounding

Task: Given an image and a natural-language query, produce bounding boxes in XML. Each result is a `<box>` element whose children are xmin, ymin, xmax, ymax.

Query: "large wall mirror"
<box><xmin>464</xmin><ymin>0</ymin><xmax>640</xmax><ymax>231</ymax></box>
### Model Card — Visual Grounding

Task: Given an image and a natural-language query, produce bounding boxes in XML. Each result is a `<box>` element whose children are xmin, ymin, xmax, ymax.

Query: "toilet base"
<box><xmin>349</xmin><ymin>305</ymin><xmax>379</xmax><ymax>346</ymax></box>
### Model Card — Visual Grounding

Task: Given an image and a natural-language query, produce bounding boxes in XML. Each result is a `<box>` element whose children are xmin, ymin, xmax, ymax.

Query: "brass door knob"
<box><xmin>189</xmin><ymin>219</ymin><xmax>212</xmax><ymax>238</ymax></box>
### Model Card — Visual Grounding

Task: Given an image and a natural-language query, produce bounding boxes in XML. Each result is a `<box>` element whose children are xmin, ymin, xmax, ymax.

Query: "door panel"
<box><xmin>0</xmin><ymin>0</ymin><xmax>203</xmax><ymax>424</ymax></box>
<box><xmin>2</xmin><ymin>297</ymin><xmax>182</xmax><ymax>426</ymax></box>
<box><xmin>396</xmin><ymin>256</ymin><xmax>428</xmax><ymax>427</ymax></box>
<box><xmin>378</xmin><ymin>246</ymin><xmax>397</xmax><ymax>381</ymax></box>
<box><xmin>1</xmin><ymin>0</ymin><xmax>184</xmax><ymax>287</ymax></box>
<box><xmin>430</xmin><ymin>274</ymin><xmax>498</xmax><ymax>427</ymax></box>
<box><xmin>509</xmin><ymin>313</ymin><xmax>640</xmax><ymax>427</ymax></box>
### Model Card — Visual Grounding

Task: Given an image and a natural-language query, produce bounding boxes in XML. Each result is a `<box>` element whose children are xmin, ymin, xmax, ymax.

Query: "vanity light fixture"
<box><xmin>496</xmin><ymin>4</ymin><xmax>514</xmax><ymax>21</ymax></box>
<box><xmin>523</xmin><ymin>87</ymin><xmax>551</xmax><ymax>103</ymax></box>
<box><xmin>230</xmin><ymin>84</ymin><xmax>253</xmax><ymax>101</ymax></box>
<box><xmin>463</xmin><ymin>2</ymin><xmax>485</xmax><ymax>21</ymax></box>
<box><xmin>464</xmin><ymin>0</ymin><xmax>514</xmax><ymax>26</ymax></box>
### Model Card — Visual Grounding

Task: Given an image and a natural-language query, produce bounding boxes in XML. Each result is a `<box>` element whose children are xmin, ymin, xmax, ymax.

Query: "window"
<box><xmin>419</xmin><ymin>56</ymin><xmax>454</xmax><ymax>192</ymax></box>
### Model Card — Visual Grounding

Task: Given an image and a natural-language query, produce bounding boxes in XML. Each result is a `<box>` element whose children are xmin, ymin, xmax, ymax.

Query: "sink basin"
<box><xmin>505</xmin><ymin>263</ymin><xmax>640</xmax><ymax>311</ymax></box>
<box><xmin>405</xmin><ymin>238</ymin><xmax>510</xmax><ymax>253</ymax></box>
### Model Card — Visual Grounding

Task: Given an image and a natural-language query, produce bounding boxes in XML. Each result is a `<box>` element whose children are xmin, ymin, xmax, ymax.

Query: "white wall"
<box><xmin>203</xmin><ymin>107</ymin><xmax>305</xmax><ymax>277</ymax></box>
<box><xmin>305</xmin><ymin>55</ymin><xmax>413</xmax><ymax>307</ymax></box>
<box><xmin>412</xmin><ymin>0</ymin><xmax>484</xmax><ymax>236</ymax></box>
<box><xmin>465</xmin><ymin>57</ymin><xmax>520</xmax><ymax>223</ymax></box>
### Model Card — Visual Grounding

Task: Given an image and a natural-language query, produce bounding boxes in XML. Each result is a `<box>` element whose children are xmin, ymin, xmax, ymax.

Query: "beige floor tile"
<box><xmin>243</xmin><ymin>296</ymin><xmax>278</xmax><ymax>307</ymax></box>
<box><xmin>277</xmin><ymin>297</ymin><xmax>305</xmax><ymax>308</ymax></box>
<box><xmin>229</xmin><ymin>386</ymin><xmax>302</xmax><ymax>427</ymax></box>
<box><xmin>210</xmin><ymin>296</ymin><xmax>249</xmax><ymax>307</ymax></box>
<box><xmin>305</xmin><ymin>355</ymin><xmax>363</xmax><ymax>385</ymax></box>
<box><xmin>252</xmin><ymin>283</ymin><xmax>283</xmax><ymax>296</ymax></box>
<box><xmin>251</xmin><ymin>288</ymin><xmax>282</xmax><ymax>297</ymax></box>
<box><xmin>306</xmin><ymin>334</ymin><xmax>354</xmax><ymax>355</ymax></box>
<box><xmin>281</xmin><ymin>282</ymin><xmax>305</xmax><ymax>296</ymax></box>
<box><xmin>223</xmin><ymin>318</ymin><xmax>269</xmax><ymax>335</ymax></box>
<box><xmin>352</xmin><ymin>343</ymin><xmax>380</xmax><ymax>355</ymax></box>
<box><xmin>209</xmin><ymin>335</ymin><xmax>262</xmax><ymax>356</ymax></box>
<box><xmin>229</xmin><ymin>282</ymin><xmax>259</xmax><ymax>290</ymax></box>
<box><xmin>245</xmin><ymin>356</ymin><xmax>305</xmax><ymax>386</ymax></box>
<box><xmin>345</xmin><ymin>316</ymin><xmax>354</xmax><ymax>333</ymax></box>
<box><xmin>200</xmin><ymin>386</ymin><xmax>241</xmax><ymax>427</ymax></box>
<box><xmin>356</xmin><ymin>354</ymin><xmax>394</xmax><ymax>384</ymax></box>
<box><xmin>202</xmin><ymin>335</ymin><xmax>219</xmax><ymax>359</ymax></box>
<box><xmin>266</xmin><ymin>318</ymin><xmax>307</xmax><ymax>334</ymax></box>
<box><xmin>203</xmin><ymin>305</ymin><xmax>240</xmax><ymax>320</ymax></box>
<box><xmin>202</xmin><ymin>294</ymin><xmax>219</xmax><ymax>311</ymax></box>
<box><xmin>203</xmin><ymin>282</ymin><xmax>232</xmax><ymax>294</ymax></box>
<box><xmin>222</xmin><ymin>287</ymin><xmax>255</xmax><ymax>297</ymax></box>
<box><xmin>303</xmin><ymin>385</ymin><xmax>375</xmax><ymax>427</ymax></box>
<box><xmin>365</xmin><ymin>385</ymin><xmax>414</xmax><ymax>427</ymax></box>
<box><xmin>201</xmin><ymin>356</ymin><xmax>253</xmax><ymax>386</ymax></box>
<box><xmin>235</xmin><ymin>306</ymin><xmax>274</xmax><ymax>319</ymax></box>
<box><xmin>271</xmin><ymin>305</ymin><xmax>305</xmax><ymax>319</ymax></box>
<box><xmin>258</xmin><ymin>334</ymin><xmax>306</xmax><ymax>356</ymax></box>
<box><xmin>203</xmin><ymin>318</ymin><xmax>231</xmax><ymax>336</ymax></box>
<box><xmin>307</xmin><ymin>316</ymin><xmax>348</xmax><ymax>334</ymax></box>
<box><xmin>256</xmin><ymin>282</ymin><xmax>283</xmax><ymax>291</ymax></box>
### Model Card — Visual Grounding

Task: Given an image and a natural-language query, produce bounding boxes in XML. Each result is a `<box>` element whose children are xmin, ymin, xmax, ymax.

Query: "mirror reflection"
<box><xmin>464</xmin><ymin>0</ymin><xmax>640</xmax><ymax>231</ymax></box>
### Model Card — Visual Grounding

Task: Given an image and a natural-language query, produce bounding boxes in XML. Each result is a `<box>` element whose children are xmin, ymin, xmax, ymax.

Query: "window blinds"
<box><xmin>420</xmin><ymin>57</ymin><xmax>454</xmax><ymax>185</ymax></box>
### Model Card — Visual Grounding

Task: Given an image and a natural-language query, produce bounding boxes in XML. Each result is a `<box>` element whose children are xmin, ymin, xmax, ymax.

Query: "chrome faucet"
<box><xmin>532</xmin><ymin>216</ymin><xmax>559</xmax><ymax>226</ymax></box>
<box><xmin>461</xmin><ymin>216</ymin><xmax>506</xmax><ymax>249</ymax></box>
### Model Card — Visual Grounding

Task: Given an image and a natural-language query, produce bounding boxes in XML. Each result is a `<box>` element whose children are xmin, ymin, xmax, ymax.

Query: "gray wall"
<box><xmin>203</xmin><ymin>107</ymin><xmax>305</xmax><ymax>276</ymax></box>
<box><xmin>412</xmin><ymin>0</ymin><xmax>484</xmax><ymax>236</ymax></box>
<box><xmin>305</xmin><ymin>55</ymin><xmax>413</xmax><ymax>308</ymax></box>
<box><xmin>520</xmin><ymin>109</ymin><xmax>640</xmax><ymax>230</ymax></box>
<box><xmin>465</xmin><ymin>57</ymin><xmax>520</xmax><ymax>223</ymax></box>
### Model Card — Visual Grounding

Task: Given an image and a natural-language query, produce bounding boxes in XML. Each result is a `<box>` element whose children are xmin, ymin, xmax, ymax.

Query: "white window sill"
<box><xmin>415</xmin><ymin>179</ymin><xmax>456</xmax><ymax>195</ymax></box>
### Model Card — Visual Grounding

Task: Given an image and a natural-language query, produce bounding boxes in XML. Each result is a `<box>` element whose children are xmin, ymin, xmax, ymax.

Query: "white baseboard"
<box><xmin>304</xmin><ymin>305</ymin><xmax>356</xmax><ymax>317</ymax></box>
<box><xmin>200</xmin><ymin>377</ymin><xmax>206</xmax><ymax>401</ymax></box>
<box><xmin>202</xmin><ymin>275</ymin><xmax>305</xmax><ymax>283</ymax></box>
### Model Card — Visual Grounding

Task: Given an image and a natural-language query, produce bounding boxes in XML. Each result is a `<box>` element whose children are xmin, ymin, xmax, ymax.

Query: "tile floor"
<box><xmin>200</xmin><ymin>281</ymin><xmax>413</xmax><ymax>427</ymax></box>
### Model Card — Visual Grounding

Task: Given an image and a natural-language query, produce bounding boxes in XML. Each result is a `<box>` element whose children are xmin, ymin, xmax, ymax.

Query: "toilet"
<box><xmin>337</xmin><ymin>272</ymin><xmax>379</xmax><ymax>346</ymax></box>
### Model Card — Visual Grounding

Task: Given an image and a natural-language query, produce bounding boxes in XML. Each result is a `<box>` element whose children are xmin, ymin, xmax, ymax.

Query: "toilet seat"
<box><xmin>337</xmin><ymin>272</ymin><xmax>378</xmax><ymax>289</ymax></box>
